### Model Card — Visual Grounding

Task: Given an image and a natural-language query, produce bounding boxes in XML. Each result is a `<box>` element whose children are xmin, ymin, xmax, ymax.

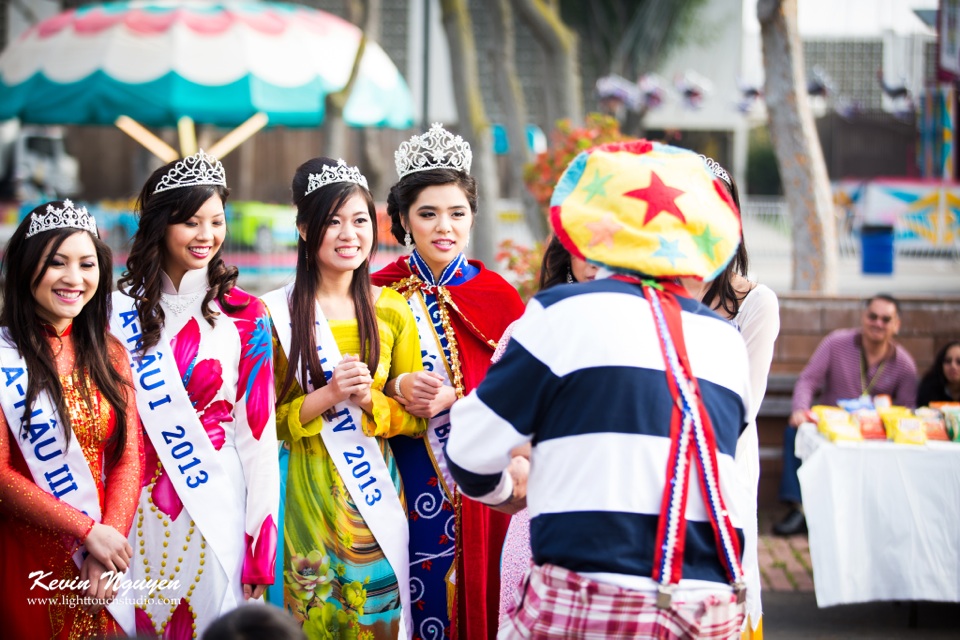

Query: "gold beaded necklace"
<box><xmin>394</xmin><ymin>275</ymin><xmax>499</xmax><ymax>399</ymax></box>
<box><xmin>138</xmin><ymin>461</ymin><xmax>206</xmax><ymax>636</ymax></box>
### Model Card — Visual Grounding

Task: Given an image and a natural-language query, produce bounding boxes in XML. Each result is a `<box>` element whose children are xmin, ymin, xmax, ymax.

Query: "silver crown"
<box><xmin>395</xmin><ymin>122</ymin><xmax>472</xmax><ymax>179</ymax></box>
<box><xmin>153</xmin><ymin>149</ymin><xmax>227</xmax><ymax>194</ymax></box>
<box><xmin>26</xmin><ymin>200</ymin><xmax>98</xmax><ymax>239</ymax></box>
<box><xmin>699</xmin><ymin>154</ymin><xmax>731</xmax><ymax>186</ymax></box>
<box><xmin>305</xmin><ymin>159</ymin><xmax>369</xmax><ymax>196</ymax></box>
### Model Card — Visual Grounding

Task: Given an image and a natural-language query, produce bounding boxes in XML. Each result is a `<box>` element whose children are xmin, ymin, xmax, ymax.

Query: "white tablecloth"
<box><xmin>796</xmin><ymin>423</ymin><xmax>960</xmax><ymax>607</ymax></box>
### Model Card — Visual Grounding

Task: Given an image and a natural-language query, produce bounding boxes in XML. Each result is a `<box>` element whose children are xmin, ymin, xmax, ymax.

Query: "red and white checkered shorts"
<box><xmin>499</xmin><ymin>564</ymin><xmax>745</xmax><ymax>639</ymax></box>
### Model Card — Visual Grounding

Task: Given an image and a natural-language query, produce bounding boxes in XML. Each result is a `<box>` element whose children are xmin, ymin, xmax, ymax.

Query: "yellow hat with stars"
<box><xmin>549</xmin><ymin>140</ymin><xmax>741</xmax><ymax>280</ymax></box>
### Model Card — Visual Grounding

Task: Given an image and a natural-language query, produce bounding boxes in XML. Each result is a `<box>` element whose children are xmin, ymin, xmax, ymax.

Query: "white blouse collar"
<box><xmin>160</xmin><ymin>266</ymin><xmax>209</xmax><ymax>295</ymax></box>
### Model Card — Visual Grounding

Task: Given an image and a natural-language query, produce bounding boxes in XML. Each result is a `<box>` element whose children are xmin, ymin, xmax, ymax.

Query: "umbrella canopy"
<box><xmin>0</xmin><ymin>0</ymin><xmax>414</xmax><ymax>129</ymax></box>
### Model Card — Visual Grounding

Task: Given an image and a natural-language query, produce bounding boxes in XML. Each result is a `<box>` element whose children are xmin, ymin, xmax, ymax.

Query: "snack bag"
<box><xmin>914</xmin><ymin>407</ymin><xmax>949</xmax><ymax>441</ymax></box>
<box><xmin>838</xmin><ymin>397</ymin><xmax>874</xmax><ymax>412</ymax></box>
<box><xmin>930</xmin><ymin>402</ymin><xmax>960</xmax><ymax>442</ymax></box>
<box><xmin>890</xmin><ymin>416</ymin><xmax>927</xmax><ymax>445</ymax></box>
<box><xmin>812</xmin><ymin>405</ymin><xmax>862</xmax><ymax>442</ymax></box>
<box><xmin>929</xmin><ymin>402</ymin><xmax>960</xmax><ymax>410</ymax></box>
<box><xmin>940</xmin><ymin>406</ymin><xmax>960</xmax><ymax>441</ymax></box>
<box><xmin>873</xmin><ymin>394</ymin><xmax>892</xmax><ymax>411</ymax></box>
<box><xmin>879</xmin><ymin>406</ymin><xmax>912</xmax><ymax>437</ymax></box>
<box><xmin>851</xmin><ymin>409</ymin><xmax>886</xmax><ymax>440</ymax></box>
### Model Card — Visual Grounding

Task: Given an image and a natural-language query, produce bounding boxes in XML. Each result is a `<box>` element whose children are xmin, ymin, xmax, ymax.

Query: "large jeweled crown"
<box><xmin>26</xmin><ymin>200</ymin><xmax>98</xmax><ymax>239</ymax></box>
<box><xmin>305</xmin><ymin>159</ymin><xmax>369</xmax><ymax>196</ymax></box>
<box><xmin>395</xmin><ymin>123</ymin><xmax>472</xmax><ymax>179</ymax></box>
<box><xmin>153</xmin><ymin>149</ymin><xmax>227</xmax><ymax>194</ymax></box>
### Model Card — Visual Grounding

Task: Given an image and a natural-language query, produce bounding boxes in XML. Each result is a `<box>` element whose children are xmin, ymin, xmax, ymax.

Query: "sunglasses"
<box><xmin>866</xmin><ymin>312</ymin><xmax>894</xmax><ymax>324</ymax></box>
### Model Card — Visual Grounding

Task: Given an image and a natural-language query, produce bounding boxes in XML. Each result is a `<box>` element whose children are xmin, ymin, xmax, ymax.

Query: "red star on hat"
<box><xmin>625</xmin><ymin>171</ymin><xmax>687</xmax><ymax>225</ymax></box>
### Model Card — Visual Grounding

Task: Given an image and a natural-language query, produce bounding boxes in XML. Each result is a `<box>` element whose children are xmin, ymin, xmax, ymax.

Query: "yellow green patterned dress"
<box><xmin>273</xmin><ymin>288</ymin><xmax>425</xmax><ymax>640</ymax></box>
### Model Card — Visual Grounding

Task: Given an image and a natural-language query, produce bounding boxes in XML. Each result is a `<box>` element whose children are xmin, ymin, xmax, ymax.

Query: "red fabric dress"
<box><xmin>0</xmin><ymin>324</ymin><xmax>142</xmax><ymax>639</ymax></box>
<box><xmin>373</xmin><ymin>257</ymin><xmax>526</xmax><ymax>639</ymax></box>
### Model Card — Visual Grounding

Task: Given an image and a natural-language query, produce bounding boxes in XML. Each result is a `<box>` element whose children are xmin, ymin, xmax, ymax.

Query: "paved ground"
<box><xmin>762</xmin><ymin>592</ymin><xmax>960</xmax><ymax>639</ymax></box>
<box><xmin>757</xmin><ymin>511</ymin><xmax>814</xmax><ymax>594</ymax></box>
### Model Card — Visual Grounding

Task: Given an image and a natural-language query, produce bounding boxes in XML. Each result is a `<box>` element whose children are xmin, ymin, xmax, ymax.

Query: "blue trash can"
<box><xmin>861</xmin><ymin>224</ymin><xmax>894</xmax><ymax>274</ymax></box>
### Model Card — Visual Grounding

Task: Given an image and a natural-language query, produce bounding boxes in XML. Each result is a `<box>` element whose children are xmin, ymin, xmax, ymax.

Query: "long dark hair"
<box><xmin>386</xmin><ymin>168</ymin><xmax>478</xmax><ymax>244</ymax></box>
<box><xmin>920</xmin><ymin>340</ymin><xmax>960</xmax><ymax>395</ymax></box>
<box><xmin>279</xmin><ymin>157</ymin><xmax>380</xmax><ymax>402</ymax></box>
<box><xmin>118</xmin><ymin>161</ymin><xmax>240</xmax><ymax>354</ymax></box>
<box><xmin>0</xmin><ymin>204</ymin><xmax>129</xmax><ymax>466</ymax></box>
<box><xmin>701</xmin><ymin>167</ymin><xmax>750</xmax><ymax>317</ymax></box>
<box><xmin>539</xmin><ymin>235</ymin><xmax>573</xmax><ymax>290</ymax></box>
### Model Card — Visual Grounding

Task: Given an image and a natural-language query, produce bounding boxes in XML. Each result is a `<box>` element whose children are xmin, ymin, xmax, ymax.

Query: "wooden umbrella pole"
<box><xmin>178</xmin><ymin>116</ymin><xmax>198</xmax><ymax>157</ymax></box>
<box><xmin>207</xmin><ymin>112</ymin><xmax>269</xmax><ymax>160</ymax></box>
<box><xmin>114</xmin><ymin>115</ymin><xmax>179</xmax><ymax>162</ymax></box>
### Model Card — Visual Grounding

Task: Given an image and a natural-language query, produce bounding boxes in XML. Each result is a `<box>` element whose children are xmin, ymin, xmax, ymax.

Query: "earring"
<box><xmin>566</xmin><ymin>267</ymin><xmax>574</xmax><ymax>283</ymax></box>
<box><xmin>404</xmin><ymin>231</ymin><xmax>412</xmax><ymax>250</ymax></box>
<box><xmin>464</xmin><ymin>237</ymin><xmax>470</xmax><ymax>250</ymax></box>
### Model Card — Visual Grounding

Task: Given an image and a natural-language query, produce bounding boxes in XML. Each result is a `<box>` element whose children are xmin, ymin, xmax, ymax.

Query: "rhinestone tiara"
<box><xmin>26</xmin><ymin>199</ymin><xmax>98</xmax><ymax>239</ymax></box>
<box><xmin>153</xmin><ymin>149</ymin><xmax>227</xmax><ymax>194</ymax></box>
<box><xmin>395</xmin><ymin>122</ymin><xmax>472</xmax><ymax>179</ymax></box>
<box><xmin>699</xmin><ymin>154</ymin><xmax>731</xmax><ymax>187</ymax></box>
<box><xmin>305</xmin><ymin>159</ymin><xmax>369</xmax><ymax>196</ymax></box>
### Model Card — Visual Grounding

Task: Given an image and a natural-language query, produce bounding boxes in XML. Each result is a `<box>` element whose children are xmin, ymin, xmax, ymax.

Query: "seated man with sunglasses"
<box><xmin>773</xmin><ymin>293</ymin><xmax>917</xmax><ymax>536</ymax></box>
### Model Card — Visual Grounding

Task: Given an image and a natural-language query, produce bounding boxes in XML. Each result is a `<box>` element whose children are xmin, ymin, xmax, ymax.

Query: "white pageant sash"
<box><xmin>0</xmin><ymin>329</ymin><xmax>133</xmax><ymax>635</ymax></box>
<box><xmin>406</xmin><ymin>292</ymin><xmax>456</xmax><ymax>501</ymax></box>
<box><xmin>261</xmin><ymin>285</ymin><xmax>412</xmax><ymax>639</ymax></box>
<box><xmin>110</xmin><ymin>292</ymin><xmax>243</xmax><ymax>615</ymax></box>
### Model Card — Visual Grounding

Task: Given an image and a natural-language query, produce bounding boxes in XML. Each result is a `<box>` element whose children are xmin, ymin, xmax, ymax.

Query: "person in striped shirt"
<box><xmin>446</xmin><ymin>140</ymin><xmax>755</xmax><ymax>639</ymax></box>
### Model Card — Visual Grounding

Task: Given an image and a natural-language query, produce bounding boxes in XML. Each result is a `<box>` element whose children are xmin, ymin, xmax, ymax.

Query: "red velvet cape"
<box><xmin>373</xmin><ymin>257</ymin><xmax>526</xmax><ymax>639</ymax></box>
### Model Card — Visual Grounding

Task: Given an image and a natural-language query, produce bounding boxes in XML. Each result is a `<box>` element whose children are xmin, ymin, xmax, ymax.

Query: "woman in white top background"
<box><xmin>684</xmin><ymin>157</ymin><xmax>780</xmax><ymax>640</ymax></box>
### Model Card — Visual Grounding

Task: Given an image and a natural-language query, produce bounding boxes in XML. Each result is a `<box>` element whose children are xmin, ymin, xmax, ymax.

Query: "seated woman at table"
<box><xmin>917</xmin><ymin>340</ymin><xmax>960</xmax><ymax>406</ymax></box>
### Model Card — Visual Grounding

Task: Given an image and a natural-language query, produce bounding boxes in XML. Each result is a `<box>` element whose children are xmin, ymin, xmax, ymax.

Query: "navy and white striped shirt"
<box><xmin>445</xmin><ymin>278</ymin><xmax>752</xmax><ymax>586</ymax></box>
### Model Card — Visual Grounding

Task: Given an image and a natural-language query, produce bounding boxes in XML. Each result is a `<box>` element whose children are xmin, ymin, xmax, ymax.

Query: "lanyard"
<box><xmin>860</xmin><ymin>346</ymin><xmax>889</xmax><ymax>396</ymax></box>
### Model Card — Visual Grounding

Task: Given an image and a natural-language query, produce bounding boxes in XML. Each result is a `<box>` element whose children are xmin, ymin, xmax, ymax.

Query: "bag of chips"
<box><xmin>851</xmin><ymin>409</ymin><xmax>886</xmax><ymax>440</ymax></box>
<box><xmin>888</xmin><ymin>416</ymin><xmax>927</xmax><ymax>445</ymax></box>
<box><xmin>914</xmin><ymin>407</ymin><xmax>949</xmax><ymax>441</ymax></box>
<box><xmin>873</xmin><ymin>394</ymin><xmax>892</xmax><ymax>411</ymax></box>
<box><xmin>938</xmin><ymin>406</ymin><xmax>960</xmax><ymax>441</ymax></box>
<box><xmin>812</xmin><ymin>405</ymin><xmax>862</xmax><ymax>442</ymax></box>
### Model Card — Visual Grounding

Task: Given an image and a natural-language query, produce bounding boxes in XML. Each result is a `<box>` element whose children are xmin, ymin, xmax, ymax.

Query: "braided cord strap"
<box><xmin>614</xmin><ymin>276</ymin><xmax>745</xmax><ymax>607</ymax></box>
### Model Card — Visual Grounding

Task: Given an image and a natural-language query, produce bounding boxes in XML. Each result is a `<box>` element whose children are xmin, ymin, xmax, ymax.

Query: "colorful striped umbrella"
<box><xmin>0</xmin><ymin>1</ymin><xmax>414</xmax><ymax>130</ymax></box>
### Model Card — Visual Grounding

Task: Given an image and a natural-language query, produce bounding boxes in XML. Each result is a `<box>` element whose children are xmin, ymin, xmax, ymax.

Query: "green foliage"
<box><xmin>559</xmin><ymin>0</ymin><xmax>710</xmax><ymax>77</ymax></box>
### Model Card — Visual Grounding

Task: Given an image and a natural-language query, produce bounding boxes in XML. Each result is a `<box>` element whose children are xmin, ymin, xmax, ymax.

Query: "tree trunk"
<box><xmin>323</xmin><ymin>111</ymin><xmax>349</xmax><ymax>161</ymax></box>
<box><xmin>759</xmin><ymin>0</ymin><xmax>836</xmax><ymax>292</ymax></box>
<box><xmin>323</xmin><ymin>0</ymin><xmax>369</xmax><ymax>160</ymax></box>
<box><xmin>513</xmin><ymin>0</ymin><xmax>583</xmax><ymax>125</ymax></box>
<box><xmin>440</xmin><ymin>0</ymin><xmax>498</xmax><ymax>266</ymax></box>
<box><xmin>357</xmin><ymin>0</ymin><xmax>386</xmax><ymax>195</ymax></box>
<box><xmin>490</xmin><ymin>0</ymin><xmax>546</xmax><ymax>239</ymax></box>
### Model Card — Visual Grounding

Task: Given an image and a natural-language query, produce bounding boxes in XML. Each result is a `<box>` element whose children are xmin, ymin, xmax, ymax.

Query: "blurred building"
<box><xmin>740</xmin><ymin>0</ymin><xmax>938</xmax><ymax>185</ymax></box>
<box><xmin>923</xmin><ymin>0</ymin><xmax>960</xmax><ymax>181</ymax></box>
